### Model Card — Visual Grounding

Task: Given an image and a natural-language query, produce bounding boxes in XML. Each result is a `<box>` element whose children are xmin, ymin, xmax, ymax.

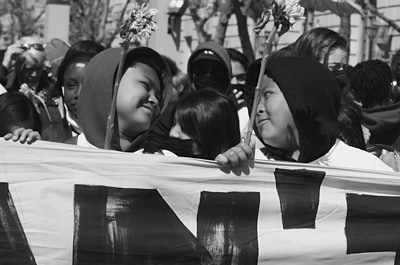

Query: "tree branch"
<box><xmin>234</xmin><ymin>0</ymin><xmax>254</xmax><ymax>61</ymax></box>
<box><xmin>105</xmin><ymin>0</ymin><xmax>133</xmax><ymax>47</ymax></box>
<box><xmin>188</xmin><ymin>0</ymin><xmax>216</xmax><ymax>43</ymax></box>
<box><xmin>213</xmin><ymin>0</ymin><xmax>233</xmax><ymax>45</ymax></box>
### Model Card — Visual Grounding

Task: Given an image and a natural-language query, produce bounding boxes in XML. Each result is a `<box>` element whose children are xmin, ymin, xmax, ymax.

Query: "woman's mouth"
<box><xmin>142</xmin><ymin>103</ymin><xmax>155</xmax><ymax>116</ymax></box>
<box><xmin>256</xmin><ymin>117</ymin><xmax>269</xmax><ymax>125</ymax></box>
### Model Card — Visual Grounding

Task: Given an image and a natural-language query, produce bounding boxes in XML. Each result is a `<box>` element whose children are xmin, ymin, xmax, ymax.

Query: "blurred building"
<box><xmin>0</xmin><ymin>0</ymin><xmax>46</xmax><ymax>49</ymax></box>
<box><xmin>150</xmin><ymin>0</ymin><xmax>400</xmax><ymax>70</ymax></box>
<box><xmin>2</xmin><ymin>0</ymin><xmax>398</xmax><ymax>69</ymax></box>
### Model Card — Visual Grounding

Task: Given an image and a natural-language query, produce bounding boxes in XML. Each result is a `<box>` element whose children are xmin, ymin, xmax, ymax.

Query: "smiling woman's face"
<box><xmin>256</xmin><ymin>76</ymin><xmax>299</xmax><ymax>151</ymax></box>
<box><xmin>116</xmin><ymin>62</ymin><xmax>161</xmax><ymax>139</ymax></box>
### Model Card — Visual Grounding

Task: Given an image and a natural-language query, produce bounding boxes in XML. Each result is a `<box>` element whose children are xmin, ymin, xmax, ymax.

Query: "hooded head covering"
<box><xmin>78</xmin><ymin>47</ymin><xmax>173</xmax><ymax>151</ymax></box>
<box><xmin>187</xmin><ymin>41</ymin><xmax>232</xmax><ymax>93</ymax></box>
<box><xmin>245</xmin><ymin>57</ymin><xmax>340</xmax><ymax>163</ymax></box>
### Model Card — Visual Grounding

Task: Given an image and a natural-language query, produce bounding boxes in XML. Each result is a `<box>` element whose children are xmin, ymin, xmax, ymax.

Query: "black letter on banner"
<box><xmin>346</xmin><ymin>193</ymin><xmax>400</xmax><ymax>257</ymax></box>
<box><xmin>0</xmin><ymin>182</ymin><xmax>36</xmax><ymax>264</ymax></box>
<box><xmin>73</xmin><ymin>185</ymin><xmax>212</xmax><ymax>265</ymax></box>
<box><xmin>197</xmin><ymin>191</ymin><xmax>260</xmax><ymax>265</ymax></box>
<box><xmin>275</xmin><ymin>168</ymin><xmax>325</xmax><ymax>229</ymax></box>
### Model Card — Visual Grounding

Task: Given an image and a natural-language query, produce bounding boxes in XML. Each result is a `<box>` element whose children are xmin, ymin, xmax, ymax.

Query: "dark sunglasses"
<box><xmin>21</xmin><ymin>43</ymin><xmax>45</xmax><ymax>51</ymax></box>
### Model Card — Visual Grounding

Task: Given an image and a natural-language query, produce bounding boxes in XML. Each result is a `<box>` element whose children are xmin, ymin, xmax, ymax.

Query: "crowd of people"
<box><xmin>1</xmin><ymin>27</ymin><xmax>400</xmax><ymax>172</ymax></box>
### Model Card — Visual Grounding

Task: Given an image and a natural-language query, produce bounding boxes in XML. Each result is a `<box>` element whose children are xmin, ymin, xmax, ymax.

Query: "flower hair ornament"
<box><xmin>104</xmin><ymin>3</ymin><xmax>159</xmax><ymax>149</ymax></box>
<box><xmin>244</xmin><ymin>0</ymin><xmax>304</xmax><ymax>145</ymax></box>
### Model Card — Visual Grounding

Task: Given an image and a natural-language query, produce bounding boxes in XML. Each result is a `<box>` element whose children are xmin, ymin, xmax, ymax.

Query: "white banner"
<box><xmin>0</xmin><ymin>139</ymin><xmax>400</xmax><ymax>264</ymax></box>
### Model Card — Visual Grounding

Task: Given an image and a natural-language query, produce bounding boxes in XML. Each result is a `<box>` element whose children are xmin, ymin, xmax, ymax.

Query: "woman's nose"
<box><xmin>75</xmin><ymin>84</ymin><xmax>82</xmax><ymax>99</ymax></box>
<box><xmin>149</xmin><ymin>90</ymin><xmax>159</xmax><ymax>108</ymax></box>
<box><xmin>256</xmin><ymin>98</ymin><xmax>265</xmax><ymax>115</ymax></box>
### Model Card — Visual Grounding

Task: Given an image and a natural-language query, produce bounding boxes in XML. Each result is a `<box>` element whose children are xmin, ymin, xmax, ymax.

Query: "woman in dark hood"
<box><xmin>216</xmin><ymin>56</ymin><xmax>392</xmax><ymax>171</ymax></box>
<box><xmin>76</xmin><ymin>47</ymin><xmax>172</xmax><ymax>152</ymax></box>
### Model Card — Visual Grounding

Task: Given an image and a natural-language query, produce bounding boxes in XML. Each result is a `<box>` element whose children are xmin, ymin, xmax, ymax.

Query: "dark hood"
<box><xmin>187</xmin><ymin>41</ymin><xmax>232</xmax><ymax>91</ymax></box>
<box><xmin>361</xmin><ymin>102</ymin><xmax>400</xmax><ymax>148</ymax></box>
<box><xmin>78</xmin><ymin>47</ymin><xmax>173</xmax><ymax>151</ymax></box>
<box><xmin>245</xmin><ymin>57</ymin><xmax>340</xmax><ymax>163</ymax></box>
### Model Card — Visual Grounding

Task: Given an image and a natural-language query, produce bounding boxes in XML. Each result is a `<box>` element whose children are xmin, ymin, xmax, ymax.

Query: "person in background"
<box><xmin>1</xmin><ymin>36</ymin><xmax>47</xmax><ymax>92</ymax></box>
<box><xmin>350</xmin><ymin>59</ymin><xmax>400</xmax><ymax>170</ymax></box>
<box><xmin>291</xmin><ymin>27</ymin><xmax>357</xmax><ymax>98</ymax></box>
<box><xmin>350</xmin><ymin>59</ymin><xmax>400</xmax><ymax>151</ymax></box>
<box><xmin>42</xmin><ymin>40</ymin><xmax>105</xmax><ymax>143</ymax></box>
<box><xmin>226</xmin><ymin>48</ymin><xmax>248</xmax><ymax>108</ymax></box>
<box><xmin>187</xmin><ymin>41</ymin><xmax>248</xmax><ymax>117</ymax></box>
<box><xmin>0</xmin><ymin>36</ymin><xmax>61</xmax><ymax>130</ymax></box>
<box><xmin>187</xmin><ymin>41</ymin><xmax>232</xmax><ymax>94</ymax></box>
<box><xmin>226</xmin><ymin>48</ymin><xmax>251</xmax><ymax>139</ymax></box>
<box><xmin>168</xmin><ymin>89</ymin><xmax>240</xmax><ymax>160</ymax></box>
<box><xmin>291</xmin><ymin>27</ymin><xmax>348</xmax><ymax>72</ymax></box>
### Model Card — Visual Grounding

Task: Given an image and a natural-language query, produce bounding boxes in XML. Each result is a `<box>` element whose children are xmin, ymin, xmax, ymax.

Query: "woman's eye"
<box><xmin>65</xmin><ymin>83</ymin><xmax>76</xmax><ymax>89</ymax></box>
<box><xmin>328</xmin><ymin>62</ymin><xmax>344</xmax><ymax>71</ymax></box>
<box><xmin>140</xmin><ymin>81</ymin><xmax>150</xmax><ymax>91</ymax></box>
<box><xmin>263</xmin><ymin>91</ymin><xmax>271</xmax><ymax>98</ymax></box>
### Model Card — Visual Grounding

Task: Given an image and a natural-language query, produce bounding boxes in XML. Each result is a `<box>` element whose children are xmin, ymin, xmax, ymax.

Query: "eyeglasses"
<box><xmin>21</xmin><ymin>43</ymin><xmax>45</xmax><ymax>51</ymax></box>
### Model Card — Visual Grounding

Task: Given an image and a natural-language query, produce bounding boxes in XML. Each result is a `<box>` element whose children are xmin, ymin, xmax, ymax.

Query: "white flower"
<box><xmin>270</xmin><ymin>0</ymin><xmax>305</xmax><ymax>36</ymax></box>
<box><xmin>277</xmin><ymin>0</ymin><xmax>305</xmax><ymax>24</ymax></box>
<box><xmin>120</xmin><ymin>3</ymin><xmax>159</xmax><ymax>41</ymax></box>
<box><xmin>254</xmin><ymin>0</ymin><xmax>304</xmax><ymax>36</ymax></box>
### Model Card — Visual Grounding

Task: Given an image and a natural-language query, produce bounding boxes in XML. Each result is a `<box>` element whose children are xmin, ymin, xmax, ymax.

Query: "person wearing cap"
<box><xmin>74</xmin><ymin>47</ymin><xmax>172</xmax><ymax>152</ymax></box>
<box><xmin>187</xmin><ymin>41</ymin><xmax>232</xmax><ymax>94</ymax></box>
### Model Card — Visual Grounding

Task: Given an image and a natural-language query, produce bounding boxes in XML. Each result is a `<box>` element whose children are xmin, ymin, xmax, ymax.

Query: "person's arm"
<box><xmin>3</xmin><ymin>127</ymin><xmax>41</xmax><ymax>144</ymax></box>
<box><xmin>2</xmin><ymin>44</ymin><xmax>24</xmax><ymax>72</ymax></box>
<box><xmin>0</xmin><ymin>44</ymin><xmax>24</xmax><ymax>86</ymax></box>
<box><xmin>0</xmin><ymin>44</ymin><xmax>25</xmax><ymax>87</ymax></box>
